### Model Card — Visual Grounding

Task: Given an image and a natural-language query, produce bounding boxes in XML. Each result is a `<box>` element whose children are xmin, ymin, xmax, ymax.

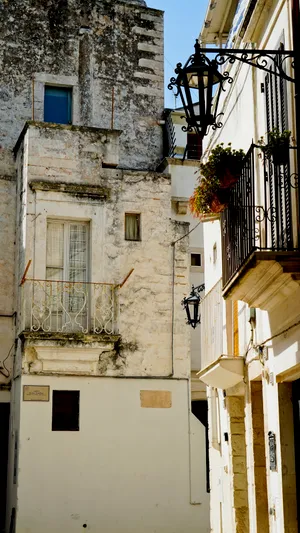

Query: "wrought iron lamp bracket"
<box><xmin>181</xmin><ymin>283</ymin><xmax>205</xmax><ymax>329</ymax></box>
<box><xmin>200</xmin><ymin>48</ymin><xmax>295</xmax><ymax>84</ymax></box>
<box><xmin>192</xmin><ymin>283</ymin><xmax>205</xmax><ymax>296</ymax></box>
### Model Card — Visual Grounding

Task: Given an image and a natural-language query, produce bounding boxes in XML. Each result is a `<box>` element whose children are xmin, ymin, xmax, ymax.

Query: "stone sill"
<box><xmin>157</xmin><ymin>157</ymin><xmax>201</xmax><ymax>172</ymax></box>
<box><xmin>20</xmin><ymin>330</ymin><xmax>120</xmax><ymax>345</ymax></box>
<box><xmin>30</xmin><ymin>180</ymin><xmax>110</xmax><ymax>200</ymax></box>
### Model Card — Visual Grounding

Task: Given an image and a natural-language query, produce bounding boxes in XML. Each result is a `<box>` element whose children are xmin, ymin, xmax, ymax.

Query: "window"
<box><xmin>52</xmin><ymin>390</ymin><xmax>80</xmax><ymax>431</ymax></box>
<box><xmin>46</xmin><ymin>221</ymin><xmax>89</xmax><ymax>315</ymax></box>
<box><xmin>47</xmin><ymin>221</ymin><xmax>88</xmax><ymax>283</ymax></box>
<box><xmin>264</xmin><ymin>42</ymin><xmax>288</xmax><ymax>134</ymax></box>
<box><xmin>190</xmin><ymin>248</ymin><xmax>204</xmax><ymax>272</ymax></box>
<box><xmin>125</xmin><ymin>213</ymin><xmax>141</xmax><ymax>241</ymax></box>
<box><xmin>44</xmin><ymin>86</ymin><xmax>72</xmax><ymax>125</ymax></box>
<box><xmin>187</xmin><ymin>133</ymin><xmax>202</xmax><ymax>160</ymax></box>
<box><xmin>191</xmin><ymin>253</ymin><xmax>201</xmax><ymax>267</ymax></box>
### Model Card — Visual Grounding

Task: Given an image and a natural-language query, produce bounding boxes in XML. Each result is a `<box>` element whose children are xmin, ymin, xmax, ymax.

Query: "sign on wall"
<box><xmin>140</xmin><ymin>390</ymin><xmax>172</xmax><ymax>408</ymax></box>
<box><xmin>268</xmin><ymin>431</ymin><xmax>277</xmax><ymax>471</ymax></box>
<box><xmin>23</xmin><ymin>385</ymin><xmax>50</xmax><ymax>402</ymax></box>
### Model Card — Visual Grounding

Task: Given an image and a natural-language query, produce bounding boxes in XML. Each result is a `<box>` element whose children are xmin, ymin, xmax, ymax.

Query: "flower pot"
<box><xmin>219</xmin><ymin>169</ymin><xmax>240</xmax><ymax>189</ymax></box>
<box><xmin>209</xmin><ymin>190</ymin><xmax>229</xmax><ymax>213</ymax></box>
<box><xmin>271</xmin><ymin>140</ymin><xmax>289</xmax><ymax>166</ymax></box>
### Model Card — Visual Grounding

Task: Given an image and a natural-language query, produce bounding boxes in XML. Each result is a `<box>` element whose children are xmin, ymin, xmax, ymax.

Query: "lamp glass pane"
<box><xmin>186</xmin><ymin>69</ymin><xmax>221</xmax><ymax>89</ymax></box>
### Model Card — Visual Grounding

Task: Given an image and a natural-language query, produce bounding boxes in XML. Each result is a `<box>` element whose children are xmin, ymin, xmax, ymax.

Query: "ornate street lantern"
<box><xmin>182</xmin><ymin>283</ymin><xmax>205</xmax><ymax>329</ymax></box>
<box><xmin>168</xmin><ymin>40</ymin><xmax>226</xmax><ymax>138</ymax></box>
<box><xmin>169</xmin><ymin>42</ymin><xmax>295</xmax><ymax>139</ymax></box>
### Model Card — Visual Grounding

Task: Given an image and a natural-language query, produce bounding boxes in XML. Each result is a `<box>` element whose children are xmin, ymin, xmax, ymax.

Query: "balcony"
<box><xmin>21</xmin><ymin>279</ymin><xmax>119</xmax><ymax>336</ymax></box>
<box><xmin>222</xmin><ymin>144</ymin><xmax>300</xmax><ymax>311</ymax></box>
<box><xmin>198</xmin><ymin>279</ymin><xmax>244</xmax><ymax>389</ymax></box>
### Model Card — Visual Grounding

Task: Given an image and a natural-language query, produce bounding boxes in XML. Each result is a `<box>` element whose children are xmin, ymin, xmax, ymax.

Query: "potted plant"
<box><xmin>189</xmin><ymin>143</ymin><xmax>245</xmax><ymax>217</ymax></box>
<box><xmin>257</xmin><ymin>128</ymin><xmax>291</xmax><ymax>166</ymax></box>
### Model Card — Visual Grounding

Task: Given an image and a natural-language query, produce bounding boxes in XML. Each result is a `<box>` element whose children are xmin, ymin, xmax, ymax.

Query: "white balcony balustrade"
<box><xmin>200</xmin><ymin>279</ymin><xmax>223</xmax><ymax>370</ymax></box>
<box><xmin>21</xmin><ymin>279</ymin><xmax>119</xmax><ymax>335</ymax></box>
<box><xmin>199</xmin><ymin>278</ymin><xmax>244</xmax><ymax>389</ymax></box>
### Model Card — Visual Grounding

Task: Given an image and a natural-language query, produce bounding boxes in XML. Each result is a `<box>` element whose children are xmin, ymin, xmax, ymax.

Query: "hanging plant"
<box><xmin>257</xmin><ymin>128</ymin><xmax>291</xmax><ymax>166</ymax></box>
<box><xmin>190</xmin><ymin>143</ymin><xmax>245</xmax><ymax>217</ymax></box>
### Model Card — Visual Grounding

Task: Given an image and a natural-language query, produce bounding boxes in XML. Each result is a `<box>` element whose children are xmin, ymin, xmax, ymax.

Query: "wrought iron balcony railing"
<box><xmin>222</xmin><ymin>144</ymin><xmax>298</xmax><ymax>288</ymax></box>
<box><xmin>21</xmin><ymin>279</ymin><xmax>119</xmax><ymax>335</ymax></box>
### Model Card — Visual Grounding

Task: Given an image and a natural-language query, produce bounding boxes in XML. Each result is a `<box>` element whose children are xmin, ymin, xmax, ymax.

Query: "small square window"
<box><xmin>52</xmin><ymin>390</ymin><xmax>80</xmax><ymax>431</ymax></box>
<box><xmin>125</xmin><ymin>213</ymin><xmax>141</xmax><ymax>241</ymax></box>
<box><xmin>44</xmin><ymin>86</ymin><xmax>72</xmax><ymax>125</ymax></box>
<box><xmin>191</xmin><ymin>253</ymin><xmax>201</xmax><ymax>267</ymax></box>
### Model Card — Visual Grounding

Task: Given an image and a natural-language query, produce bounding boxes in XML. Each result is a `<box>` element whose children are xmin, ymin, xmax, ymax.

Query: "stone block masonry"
<box><xmin>15</xmin><ymin>122</ymin><xmax>191</xmax><ymax>379</ymax></box>
<box><xmin>0</xmin><ymin>0</ymin><xmax>165</xmax><ymax>387</ymax></box>
<box><xmin>0</xmin><ymin>0</ymin><xmax>164</xmax><ymax>174</ymax></box>
<box><xmin>227</xmin><ymin>395</ymin><xmax>249</xmax><ymax>533</ymax></box>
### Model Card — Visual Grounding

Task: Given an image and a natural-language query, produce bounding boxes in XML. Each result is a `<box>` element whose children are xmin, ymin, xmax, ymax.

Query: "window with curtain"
<box><xmin>46</xmin><ymin>221</ymin><xmax>89</xmax><ymax>312</ymax></box>
<box><xmin>125</xmin><ymin>213</ymin><xmax>141</xmax><ymax>241</ymax></box>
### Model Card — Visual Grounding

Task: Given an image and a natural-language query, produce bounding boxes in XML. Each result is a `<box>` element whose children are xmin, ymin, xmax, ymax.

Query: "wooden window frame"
<box><xmin>124</xmin><ymin>213</ymin><xmax>141</xmax><ymax>242</ymax></box>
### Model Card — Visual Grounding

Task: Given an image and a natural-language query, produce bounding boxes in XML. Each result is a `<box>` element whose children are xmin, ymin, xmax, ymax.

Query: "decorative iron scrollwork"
<box><xmin>290</xmin><ymin>172</ymin><xmax>299</xmax><ymax>189</ymax></box>
<box><xmin>221</xmin><ymin>143</ymin><xmax>298</xmax><ymax>288</ymax></box>
<box><xmin>213</xmin><ymin>50</ymin><xmax>295</xmax><ymax>84</ymax></box>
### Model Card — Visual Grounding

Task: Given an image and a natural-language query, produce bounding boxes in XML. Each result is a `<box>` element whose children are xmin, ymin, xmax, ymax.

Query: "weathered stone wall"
<box><xmin>16</xmin><ymin>123</ymin><xmax>190</xmax><ymax>378</ymax></box>
<box><xmin>0</xmin><ymin>0</ymin><xmax>164</xmax><ymax>172</ymax></box>
<box><xmin>0</xmin><ymin>174</ymin><xmax>16</xmax><ymax>386</ymax></box>
<box><xmin>0</xmin><ymin>0</ymin><xmax>164</xmax><ymax>386</ymax></box>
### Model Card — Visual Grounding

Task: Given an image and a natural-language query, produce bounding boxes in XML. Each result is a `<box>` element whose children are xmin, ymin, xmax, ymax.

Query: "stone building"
<box><xmin>0</xmin><ymin>1</ymin><xmax>210</xmax><ymax>532</ymax></box>
<box><xmin>196</xmin><ymin>1</ymin><xmax>300</xmax><ymax>533</ymax></box>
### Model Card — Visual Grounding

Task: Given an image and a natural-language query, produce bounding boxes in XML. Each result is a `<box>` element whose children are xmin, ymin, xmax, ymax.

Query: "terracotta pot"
<box><xmin>209</xmin><ymin>192</ymin><xmax>228</xmax><ymax>213</ymax></box>
<box><xmin>219</xmin><ymin>169</ymin><xmax>239</xmax><ymax>189</ymax></box>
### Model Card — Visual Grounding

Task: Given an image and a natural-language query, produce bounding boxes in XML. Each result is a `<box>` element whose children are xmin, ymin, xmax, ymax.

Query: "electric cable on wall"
<box><xmin>0</xmin><ymin>342</ymin><xmax>14</xmax><ymax>378</ymax></box>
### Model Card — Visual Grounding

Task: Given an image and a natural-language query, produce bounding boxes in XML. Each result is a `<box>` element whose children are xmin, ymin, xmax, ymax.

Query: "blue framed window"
<box><xmin>44</xmin><ymin>86</ymin><xmax>72</xmax><ymax>125</ymax></box>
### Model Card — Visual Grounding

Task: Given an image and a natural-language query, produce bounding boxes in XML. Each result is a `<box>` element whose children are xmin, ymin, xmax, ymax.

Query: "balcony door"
<box><xmin>263</xmin><ymin>44</ymin><xmax>294</xmax><ymax>252</ymax></box>
<box><xmin>45</xmin><ymin>220</ymin><xmax>89</xmax><ymax>332</ymax></box>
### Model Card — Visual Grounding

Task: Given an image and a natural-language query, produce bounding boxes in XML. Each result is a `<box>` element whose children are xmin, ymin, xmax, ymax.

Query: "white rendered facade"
<box><xmin>198</xmin><ymin>1</ymin><xmax>300</xmax><ymax>533</ymax></box>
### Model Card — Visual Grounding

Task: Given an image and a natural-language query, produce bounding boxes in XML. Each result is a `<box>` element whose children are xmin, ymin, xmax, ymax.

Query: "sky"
<box><xmin>147</xmin><ymin>0</ymin><xmax>207</xmax><ymax>109</ymax></box>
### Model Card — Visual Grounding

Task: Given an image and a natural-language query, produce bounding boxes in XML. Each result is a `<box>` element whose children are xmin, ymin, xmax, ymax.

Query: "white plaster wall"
<box><xmin>173</xmin><ymin>122</ymin><xmax>189</xmax><ymax>150</ymax></box>
<box><xmin>203</xmin><ymin>221</ymin><xmax>222</xmax><ymax>293</ymax></box>
<box><xmin>15</xmin><ymin>374</ymin><xmax>210</xmax><ymax>533</ymax></box>
<box><xmin>171</xmin><ymin>164</ymin><xmax>200</xmax><ymax>200</ymax></box>
<box><xmin>166</xmin><ymin>157</ymin><xmax>205</xmax><ymax>372</ymax></box>
<box><xmin>172</xmin><ymin>210</ymin><xmax>204</xmax><ymax>371</ymax></box>
<box><xmin>207</xmin><ymin>387</ymin><xmax>234</xmax><ymax>533</ymax></box>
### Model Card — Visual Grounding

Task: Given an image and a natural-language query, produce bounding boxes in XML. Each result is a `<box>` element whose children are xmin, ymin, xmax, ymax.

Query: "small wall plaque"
<box><xmin>268</xmin><ymin>431</ymin><xmax>277</xmax><ymax>471</ymax></box>
<box><xmin>140</xmin><ymin>390</ymin><xmax>172</xmax><ymax>408</ymax></box>
<box><xmin>23</xmin><ymin>385</ymin><xmax>50</xmax><ymax>402</ymax></box>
